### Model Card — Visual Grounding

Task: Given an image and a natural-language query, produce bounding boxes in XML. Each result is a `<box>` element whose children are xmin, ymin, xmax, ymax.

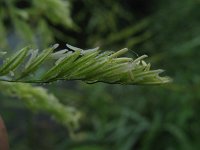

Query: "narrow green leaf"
<box><xmin>58</xmin><ymin>50</ymin><xmax>99</xmax><ymax>79</ymax></box>
<box><xmin>18</xmin><ymin>46</ymin><xmax>55</xmax><ymax>79</ymax></box>
<box><xmin>0</xmin><ymin>46</ymin><xmax>30</xmax><ymax>75</ymax></box>
<box><xmin>110</xmin><ymin>48</ymin><xmax>128</xmax><ymax>58</ymax></box>
<box><xmin>41</xmin><ymin>50</ymin><xmax>81</xmax><ymax>81</ymax></box>
<box><xmin>66</xmin><ymin>44</ymin><xmax>82</xmax><ymax>51</ymax></box>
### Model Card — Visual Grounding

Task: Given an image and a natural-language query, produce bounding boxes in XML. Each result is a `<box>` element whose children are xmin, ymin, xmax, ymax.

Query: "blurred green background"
<box><xmin>0</xmin><ymin>0</ymin><xmax>200</xmax><ymax>149</ymax></box>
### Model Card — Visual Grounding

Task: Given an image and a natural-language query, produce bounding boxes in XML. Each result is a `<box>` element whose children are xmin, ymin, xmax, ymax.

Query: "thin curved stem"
<box><xmin>0</xmin><ymin>115</ymin><xmax>9</xmax><ymax>150</ymax></box>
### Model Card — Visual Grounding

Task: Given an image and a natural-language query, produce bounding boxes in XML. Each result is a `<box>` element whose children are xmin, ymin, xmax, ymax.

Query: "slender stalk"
<box><xmin>0</xmin><ymin>115</ymin><xmax>9</xmax><ymax>150</ymax></box>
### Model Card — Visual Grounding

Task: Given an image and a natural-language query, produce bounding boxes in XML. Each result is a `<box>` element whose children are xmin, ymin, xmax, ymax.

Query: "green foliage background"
<box><xmin>0</xmin><ymin>0</ymin><xmax>200</xmax><ymax>149</ymax></box>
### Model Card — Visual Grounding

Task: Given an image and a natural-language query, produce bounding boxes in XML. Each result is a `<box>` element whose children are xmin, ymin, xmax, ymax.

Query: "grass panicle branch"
<box><xmin>0</xmin><ymin>44</ymin><xmax>172</xmax><ymax>85</ymax></box>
